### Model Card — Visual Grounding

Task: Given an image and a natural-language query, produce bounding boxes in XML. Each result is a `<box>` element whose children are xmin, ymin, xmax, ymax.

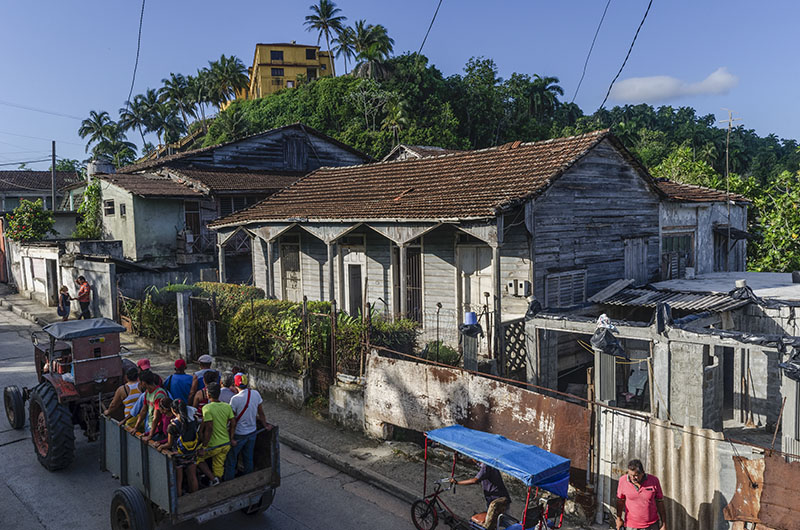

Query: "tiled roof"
<box><xmin>655</xmin><ymin>180</ymin><xmax>751</xmax><ymax>204</ymax></box>
<box><xmin>169</xmin><ymin>168</ymin><xmax>303</xmax><ymax>192</ymax></box>
<box><xmin>210</xmin><ymin>130</ymin><xmax>645</xmax><ymax>228</ymax></box>
<box><xmin>117</xmin><ymin>123</ymin><xmax>370</xmax><ymax>174</ymax></box>
<box><xmin>96</xmin><ymin>173</ymin><xmax>203</xmax><ymax>199</ymax></box>
<box><xmin>0</xmin><ymin>171</ymin><xmax>82</xmax><ymax>192</ymax></box>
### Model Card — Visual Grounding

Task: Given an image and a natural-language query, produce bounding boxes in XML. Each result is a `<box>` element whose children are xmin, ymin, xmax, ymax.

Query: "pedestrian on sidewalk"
<box><xmin>57</xmin><ymin>286</ymin><xmax>70</xmax><ymax>321</ymax></box>
<box><xmin>74</xmin><ymin>276</ymin><xmax>91</xmax><ymax>319</ymax></box>
<box><xmin>615</xmin><ymin>459</ymin><xmax>667</xmax><ymax>530</ymax></box>
<box><xmin>224</xmin><ymin>373</ymin><xmax>266</xmax><ymax>480</ymax></box>
<box><xmin>199</xmin><ymin>382</ymin><xmax>235</xmax><ymax>483</ymax></box>
<box><xmin>164</xmin><ymin>359</ymin><xmax>193</xmax><ymax>403</ymax></box>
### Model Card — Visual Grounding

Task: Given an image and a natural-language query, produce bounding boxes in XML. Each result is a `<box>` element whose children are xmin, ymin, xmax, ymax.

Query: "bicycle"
<box><xmin>411</xmin><ymin>478</ymin><xmax>472</xmax><ymax>530</ymax></box>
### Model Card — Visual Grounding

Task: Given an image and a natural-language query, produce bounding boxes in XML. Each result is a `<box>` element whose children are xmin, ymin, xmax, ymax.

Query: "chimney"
<box><xmin>735</xmin><ymin>279</ymin><xmax>747</xmax><ymax>289</ymax></box>
<box><xmin>87</xmin><ymin>158</ymin><xmax>115</xmax><ymax>178</ymax></box>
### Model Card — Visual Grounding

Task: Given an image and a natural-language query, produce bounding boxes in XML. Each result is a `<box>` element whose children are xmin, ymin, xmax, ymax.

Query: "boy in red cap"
<box><xmin>163</xmin><ymin>359</ymin><xmax>193</xmax><ymax>404</ymax></box>
<box><xmin>224</xmin><ymin>373</ymin><xmax>266</xmax><ymax>480</ymax></box>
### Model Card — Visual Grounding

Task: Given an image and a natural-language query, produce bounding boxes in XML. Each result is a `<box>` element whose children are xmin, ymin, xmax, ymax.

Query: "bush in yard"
<box><xmin>5</xmin><ymin>199</ymin><xmax>56</xmax><ymax>242</ymax></box>
<box><xmin>421</xmin><ymin>340</ymin><xmax>460</xmax><ymax>367</ymax></box>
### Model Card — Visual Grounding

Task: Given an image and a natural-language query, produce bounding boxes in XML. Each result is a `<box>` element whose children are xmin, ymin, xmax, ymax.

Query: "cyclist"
<box><xmin>451</xmin><ymin>459</ymin><xmax>510</xmax><ymax>530</ymax></box>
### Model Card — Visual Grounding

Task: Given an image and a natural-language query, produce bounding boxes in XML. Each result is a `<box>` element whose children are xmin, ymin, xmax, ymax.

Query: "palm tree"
<box><xmin>215</xmin><ymin>107</ymin><xmax>249</xmax><ymax>142</ymax></box>
<box><xmin>208</xmin><ymin>55</ymin><xmax>249</xmax><ymax>109</ymax></box>
<box><xmin>148</xmin><ymin>102</ymin><xmax>186</xmax><ymax>147</ymax></box>
<box><xmin>78</xmin><ymin>110</ymin><xmax>114</xmax><ymax>153</ymax></box>
<box><xmin>187</xmin><ymin>70</ymin><xmax>213</xmax><ymax>131</ymax></box>
<box><xmin>354</xmin><ymin>43</ymin><xmax>390</xmax><ymax>80</ymax></box>
<box><xmin>119</xmin><ymin>95</ymin><xmax>151</xmax><ymax>147</ymax></box>
<box><xmin>528</xmin><ymin>75</ymin><xmax>563</xmax><ymax>121</ymax></box>
<box><xmin>304</xmin><ymin>0</ymin><xmax>346</xmax><ymax>77</ymax></box>
<box><xmin>382</xmin><ymin>98</ymin><xmax>410</xmax><ymax>147</ymax></box>
<box><xmin>333</xmin><ymin>26</ymin><xmax>356</xmax><ymax>75</ymax></box>
<box><xmin>160</xmin><ymin>73</ymin><xmax>193</xmax><ymax>129</ymax></box>
<box><xmin>352</xmin><ymin>20</ymin><xmax>394</xmax><ymax>56</ymax></box>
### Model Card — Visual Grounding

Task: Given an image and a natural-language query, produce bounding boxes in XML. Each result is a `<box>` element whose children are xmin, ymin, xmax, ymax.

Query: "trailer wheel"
<box><xmin>4</xmin><ymin>385</ymin><xmax>25</xmax><ymax>430</ymax></box>
<box><xmin>110</xmin><ymin>487</ymin><xmax>152</xmax><ymax>530</ymax></box>
<box><xmin>242</xmin><ymin>487</ymin><xmax>276</xmax><ymax>515</ymax></box>
<box><xmin>28</xmin><ymin>382</ymin><xmax>75</xmax><ymax>471</ymax></box>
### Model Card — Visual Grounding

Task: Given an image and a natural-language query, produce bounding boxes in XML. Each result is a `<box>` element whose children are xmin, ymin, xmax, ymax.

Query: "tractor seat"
<box><xmin>470</xmin><ymin>512</ymin><xmax>488</xmax><ymax>528</ymax></box>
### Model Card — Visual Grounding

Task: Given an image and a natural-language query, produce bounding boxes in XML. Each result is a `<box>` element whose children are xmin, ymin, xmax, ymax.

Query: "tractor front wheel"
<box><xmin>28</xmin><ymin>382</ymin><xmax>75</xmax><ymax>471</ymax></box>
<box><xmin>4</xmin><ymin>385</ymin><xmax>25</xmax><ymax>430</ymax></box>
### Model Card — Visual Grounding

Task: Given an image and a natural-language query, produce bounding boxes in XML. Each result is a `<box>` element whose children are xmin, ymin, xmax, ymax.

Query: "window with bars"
<box><xmin>271</xmin><ymin>68</ymin><xmax>284</xmax><ymax>77</ymax></box>
<box><xmin>219</xmin><ymin>196</ymin><xmax>259</xmax><ymax>217</ymax></box>
<box><xmin>103</xmin><ymin>200</ymin><xmax>115</xmax><ymax>216</ymax></box>
<box><xmin>306</xmin><ymin>48</ymin><xmax>316</xmax><ymax>60</ymax></box>
<box><xmin>661</xmin><ymin>232</ymin><xmax>694</xmax><ymax>279</ymax></box>
<box><xmin>545</xmin><ymin>270</ymin><xmax>586</xmax><ymax>308</ymax></box>
<box><xmin>270</xmin><ymin>50</ymin><xmax>283</xmax><ymax>61</ymax></box>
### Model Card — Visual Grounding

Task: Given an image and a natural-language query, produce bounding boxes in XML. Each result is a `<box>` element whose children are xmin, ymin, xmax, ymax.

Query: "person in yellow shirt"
<box><xmin>199</xmin><ymin>382</ymin><xmax>236</xmax><ymax>483</ymax></box>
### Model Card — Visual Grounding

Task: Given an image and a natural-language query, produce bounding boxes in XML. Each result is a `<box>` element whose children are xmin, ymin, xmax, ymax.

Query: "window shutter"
<box><xmin>545</xmin><ymin>270</ymin><xmax>586</xmax><ymax>308</ymax></box>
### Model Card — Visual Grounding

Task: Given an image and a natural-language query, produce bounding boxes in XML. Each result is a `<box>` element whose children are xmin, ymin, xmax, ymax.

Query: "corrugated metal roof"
<box><xmin>596</xmin><ymin>287</ymin><xmax>749</xmax><ymax>312</ymax></box>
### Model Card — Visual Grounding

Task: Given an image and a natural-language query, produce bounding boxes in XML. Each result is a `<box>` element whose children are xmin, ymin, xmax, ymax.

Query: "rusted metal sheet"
<box><xmin>597</xmin><ymin>410</ymin><xmax>650</xmax><ymax>513</ymax></box>
<box><xmin>648</xmin><ymin>419</ymin><xmax>723</xmax><ymax>530</ymax></box>
<box><xmin>364</xmin><ymin>353</ymin><xmax>592</xmax><ymax>484</ymax></box>
<box><xmin>43</xmin><ymin>373</ymin><xmax>80</xmax><ymax>401</ymax></box>
<box><xmin>724</xmin><ymin>456</ymin><xmax>765</xmax><ymax>523</ymax></box>
<box><xmin>724</xmin><ymin>454</ymin><xmax>800</xmax><ymax>530</ymax></box>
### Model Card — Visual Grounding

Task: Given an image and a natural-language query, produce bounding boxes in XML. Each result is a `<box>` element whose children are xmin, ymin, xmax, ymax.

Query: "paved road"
<box><xmin>0</xmin><ymin>308</ymin><xmax>412</xmax><ymax>529</ymax></box>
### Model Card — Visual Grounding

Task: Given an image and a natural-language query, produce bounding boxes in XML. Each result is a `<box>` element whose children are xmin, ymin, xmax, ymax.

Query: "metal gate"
<box><xmin>189</xmin><ymin>296</ymin><xmax>215</xmax><ymax>361</ymax></box>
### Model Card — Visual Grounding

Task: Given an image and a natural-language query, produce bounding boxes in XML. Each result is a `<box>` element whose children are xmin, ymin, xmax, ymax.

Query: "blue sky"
<box><xmin>0</xmin><ymin>0</ymin><xmax>795</xmax><ymax>170</ymax></box>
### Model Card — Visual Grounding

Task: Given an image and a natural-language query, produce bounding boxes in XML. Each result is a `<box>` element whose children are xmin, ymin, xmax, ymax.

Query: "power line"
<box><xmin>0</xmin><ymin>158</ymin><xmax>51</xmax><ymax>167</ymax></box>
<box><xmin>0</xmin><ymin>99</ymin><xmax>82</xmax><ymax>120</ymax></box>
<box><xmin>418</xmin><ymin>0</ymin><xmax>444</xmax><ymax>55</ymax></box>
<box><xmin>126</xmin><ymin>0</ymin><xmax>147</xmax><ymax>111</ymax></box>
<box><xmin>0</xmin><ymin>130</ymin><xmax>83</xmax><ymax>146</ymax></box>
<box><xmin>572</xmin><ymin>0</ymin><xmax>612</xmax><ymax>103</ymax></box>
<box><xmin>599</xmin><ymin>0</ymin><xmax>654</xmax><ymax>110</ymax></box>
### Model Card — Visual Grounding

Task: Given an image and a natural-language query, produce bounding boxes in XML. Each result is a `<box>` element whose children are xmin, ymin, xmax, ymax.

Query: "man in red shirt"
<box><xmin>616</xmin><ymin>459</ymin><xmax>666</xmax><ymax>530</ymax></box>
<box><xmin>75</xmin><ymin>276</ymin><xmax>91</xmax><ymax>320</ymax></box>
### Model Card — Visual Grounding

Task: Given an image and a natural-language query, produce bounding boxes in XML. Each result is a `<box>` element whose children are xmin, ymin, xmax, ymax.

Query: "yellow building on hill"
<box><xmin>241</xmin><ymin>42</ymin><xmax>333</xmax><ymax>100</ymax></box>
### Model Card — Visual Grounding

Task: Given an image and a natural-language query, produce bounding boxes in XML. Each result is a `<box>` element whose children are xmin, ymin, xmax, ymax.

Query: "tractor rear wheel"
<box><xmin>110</xmin><ymin>486</ymin><xmax>152</xmax><ymax>530</ymax></box>
<box><xmin>28</xmin><ymin>382</ymin><xmax>75</xmax><ymax>471</ymax></box>
<box><xmin>4</xmin><ymin>385</ymin><xmax>25</xmax><ymax>430</ymax></box>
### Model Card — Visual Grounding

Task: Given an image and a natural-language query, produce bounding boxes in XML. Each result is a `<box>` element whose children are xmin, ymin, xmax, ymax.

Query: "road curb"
<box><xmin>279</xmin><ymin>430</ymin><xmax>419</xmax><ymax>505</ymax></box>
<box><xmin>0</xmin><ymin>297</ymin><xmax>51</xmax><ymax>326</ymax></box>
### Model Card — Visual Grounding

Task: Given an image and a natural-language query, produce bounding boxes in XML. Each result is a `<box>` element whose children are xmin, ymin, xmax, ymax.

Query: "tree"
<box><xmin>333</xmin><ymin>26</ymin><xmax>356</xmax><ymax>75</ymax></box>
<box><xmin>213</xmin><ymin>106</ymin><xmax>250</xmax><ymax>143</ymax></box>
<box><xmin>749</xmin><ymin>170</ymin><xmax>800</xmax><ymax>271</ymax></box>
<box><xmin>160</xmin><ymin>73</ymin><xmax>194</xmax><ymax>129</ymax></box>
<box><xmin>304</xmin><ymin>0</ymin><xmax>346</xmax><ymax>77</ymax></box>
<box><xmin>51</xmin><ymin>159</ymin><xmax>85</xmax><ymax>175</ymax></box>
<box><xmin>78</xmin><ymin>110</ymin><xmax>114</xmax><ymax>153</ymax></box>
<box><xmin>207</xmin><ymin>55</ymin><xmax>249</xmax><ymax>108</ymax></box>
<box><xmin>72</xmin><ymin>179</ymin><xmax>103</xmax><ymax>239</ymax></box>
<box><xmin>187</xmin><ymin>70</ymin><xmax>213</xmax><ymax>131</ymax></box>
<box><xmin>381</xmin><ymin>98</ymin><xmax>410</xmax><ymax>146</ymax></box>
<box><xmin>650</xmin><ymin>144</ymin><xmax>719</xmax><ymax>186</ymax></box>
<box><xmin>6</xmin><ymin>199</ymin><xmax>55</xmax><ymax>242</ymax></box>
<box><xmin>119</xmin><ymin>94</ymin><xmax>152</xmax><ymax>146</ymax></box>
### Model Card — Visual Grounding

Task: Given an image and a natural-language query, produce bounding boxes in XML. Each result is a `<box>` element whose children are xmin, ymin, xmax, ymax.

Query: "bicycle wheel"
<box><xmin>411</xmin><ymin>499</ymin><xmax>439</xmax><ymax>530</ymax></box>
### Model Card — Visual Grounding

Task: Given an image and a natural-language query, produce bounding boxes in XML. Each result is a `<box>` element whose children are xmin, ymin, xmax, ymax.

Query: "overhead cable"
<box><xmin>418</xmin><ymin>0</ymin><xmax>444</xmax><ymax>55</ymax></box>
<box><xmin>572</xmin><ymin>0</ymin><xmax>612</xmax><ymax>103</ymax></box>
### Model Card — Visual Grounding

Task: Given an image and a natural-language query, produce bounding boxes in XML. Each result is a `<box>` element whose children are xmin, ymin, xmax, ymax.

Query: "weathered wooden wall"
<box><xmin>531</xmin><ymin>139</ymin><xmax>660</xmax><ymax>305</ymax></box>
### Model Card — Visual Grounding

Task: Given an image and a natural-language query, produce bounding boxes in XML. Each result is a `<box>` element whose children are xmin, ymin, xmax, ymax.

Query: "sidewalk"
<box><xmin>0</xmin><ymin>288</ymin><xmax>605</xmax><ymax>529</ymax></box>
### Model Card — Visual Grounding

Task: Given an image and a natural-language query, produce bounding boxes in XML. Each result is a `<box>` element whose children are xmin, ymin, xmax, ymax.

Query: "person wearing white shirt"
<box><xmin>224</xmin><ymin>373</ymin><xmax>266</xmax><ymax>480</ymax></box>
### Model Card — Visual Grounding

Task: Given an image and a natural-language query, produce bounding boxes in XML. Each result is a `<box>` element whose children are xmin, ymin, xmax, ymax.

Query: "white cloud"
<box><xmin>610</xmin><ymin>67</ymin><xmax>738</xmax><ymax>102</ymax></box>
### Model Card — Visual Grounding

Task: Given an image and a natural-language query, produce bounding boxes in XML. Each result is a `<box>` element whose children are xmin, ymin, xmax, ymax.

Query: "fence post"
<box><xmin>362</xmin><ymin>302</ymin><xmax>371</xmax><ymax>378</ymax></box>
<box><xmin>250</xmin><ymin>298</ymin><xmax>256</xmax><ymax>362</ymax></box>
<box><xmin>137</xmin><ymin>296</ymin><xmax>144</xmax><ymax>336</ymax></box>
<box><xmin>177</xmin><ymin>291</ymin><xmax>192</xmax><ymax>360</ymax></box>
<box><xmin>302</xmin><ymin>296</ymin><xmax>309</xmax><ymax>373</ymax></box>
<box><xmin>207</xmin><ymin>320</ymin><xmax>217</xmax><ymax>357</ymax></box>
<box><xmin>331</xmin><ymin>300</ymin><xmax>337</xmax><ymax>380</ymax></box>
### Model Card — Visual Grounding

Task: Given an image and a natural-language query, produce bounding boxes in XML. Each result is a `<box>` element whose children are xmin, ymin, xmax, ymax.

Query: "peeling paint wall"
<box><xmin>364</xmin><ymin>352</ymin><xmax>592</xmax><ymax>481</ymax></box>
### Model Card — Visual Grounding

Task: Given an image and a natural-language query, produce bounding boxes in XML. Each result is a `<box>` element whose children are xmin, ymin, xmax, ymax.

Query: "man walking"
<box><xmin>224</xmin><ymin>373</ymin><xmax>266</xmax><ymax>480</ymax></box>
<box><xmin>616</xmin><ymin>459</ymin><xmax>667</xmax><ymax>530</ymax></box>
<box><xmin>75</xmin><ymin>276</ymin><xmax>91</xmax><ymax>319</ymax></box>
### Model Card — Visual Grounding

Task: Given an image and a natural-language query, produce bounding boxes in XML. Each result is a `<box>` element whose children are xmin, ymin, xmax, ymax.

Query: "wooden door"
<box><xmin>624</xmin><ymin>237</ymin><xmax>648</xmax><ymax>286</ymax></box>
<box><xmin>458</xmin><ymin>246</ymin><xmax>492</xmax><ymax>314</ymax></box>
<box><xmin>280</xmin><ymin>243</ymin><xmax>301</xmax><ymax>302</ymax></box>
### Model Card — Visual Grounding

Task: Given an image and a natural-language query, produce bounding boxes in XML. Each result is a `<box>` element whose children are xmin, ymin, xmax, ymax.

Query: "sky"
<box><xmin>0</xmin><ymin>0</ymin><xmax>796</xmax><ymax>170</ymax></box>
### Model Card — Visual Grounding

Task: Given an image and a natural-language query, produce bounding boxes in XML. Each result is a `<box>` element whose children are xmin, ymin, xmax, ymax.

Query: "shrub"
<box><xmin>6</xmin><ymin>199</ymin><xmax>56</xmax><ymax>242</ymax></box>
<box><xmin>421</xmin><ymin>340</ymin><xmax>461</xmax><ymax>367</ymax></box>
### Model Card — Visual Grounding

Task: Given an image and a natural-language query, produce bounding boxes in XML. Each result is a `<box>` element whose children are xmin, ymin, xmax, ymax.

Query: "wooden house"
<box><xmin>209</xmin><ymin>130</ymin><xmax>669</xmax><ymax>351</ymax></box>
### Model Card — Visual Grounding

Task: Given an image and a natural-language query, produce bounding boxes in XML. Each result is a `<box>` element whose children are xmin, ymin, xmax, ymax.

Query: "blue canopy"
<box><xmin>43</xmin><ymin>318</ymin><xmax>125</xmax><ymax>340</ymax></box>
<box><xmin>426</xmin><ymin>425</ymin><xmax>571</xmax><ymax>498</ymax></box>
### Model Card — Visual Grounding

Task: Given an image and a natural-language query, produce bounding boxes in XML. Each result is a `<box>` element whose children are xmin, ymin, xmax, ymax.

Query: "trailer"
<box><xmin>101</xmin><ymin>414</ymin><xmax>280</xmax><ymax>530</ymax></box>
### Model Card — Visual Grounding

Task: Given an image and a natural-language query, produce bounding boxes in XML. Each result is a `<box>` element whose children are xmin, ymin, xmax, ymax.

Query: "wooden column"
<box><xmin>217</xmin><ymin>244</ymin><xmax>226</xmax><ymax>283</ymax></box>
<box><xmin>493</xmin><ymin>215</ymin><xmax>504</xmax><ymax>369</ymax></box>
<box><xmin>266</xmin><ymin>240</ymin><xmax>274</xmax><ymax>298</ymax></box>
<box><xmin>337</xmin><ymin>242</ymin><xmax>345</xmax><ymax>306</ymax></box>
<box><xmin>327</xmin><ymin>241</ymin><xmax>335</xmax><ymax>302</ymax></box>
<box><xmin>399</xmin><ymin>244</ymin><xmax>408</xmax><ymax>318</ymax></box>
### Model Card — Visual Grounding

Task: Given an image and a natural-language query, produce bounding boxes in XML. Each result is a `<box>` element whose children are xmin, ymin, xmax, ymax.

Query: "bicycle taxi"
<box><xmin>411</xmin><ymin>425</ymin><xmax>570</xmax><ymax>530</ymax></box>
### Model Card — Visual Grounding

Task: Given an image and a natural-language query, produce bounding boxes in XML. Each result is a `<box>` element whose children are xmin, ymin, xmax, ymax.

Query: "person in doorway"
<box><xmin>199</xmin><ymin>382</ymin><xmax>235</xmax><ymax>483</ymax></box>
<box><xmin>74</xmin><ymin>276</ymin><xmax>91</xmax><ymax>319</ymax></box>
<box><xmin>57</xmin><ymin>286</ymin><xmax>71</xmax><ymax>321</ymax></box>
<box><xmin>163</xmin><ymin>359</ymin><xmax>193</xmax><ymax>403</ymax></box>
<box><xmin>188</xmin><ymin>354</ymin><xmax>219</xmax><ymax>403</ymax></box>
<box><xmin>615</xmin><ymin>459</ymin><xmax>667</xmax><ymax>530</ymax></box>
<box><xmin>451</xmin><ymin>460</ymin><xmax>511</xmax><ymax>530</ymax></box>
<box><xmin>224</xmin><ymin>373</ymin><xmax>266</xmax><ymax>480</ymax></box>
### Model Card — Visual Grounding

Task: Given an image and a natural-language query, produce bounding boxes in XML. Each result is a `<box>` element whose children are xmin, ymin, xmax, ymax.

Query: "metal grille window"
<box><xmin>306</xmin><ymin>48</ymin><xmax>316</xmax><ymax>60</ymax></box>
<box><xmin>270</xmin><ymin>50</ymin><xmax>283</xmax><ymax>61</ymax></box>
<box><xmin>271</xmin><ymin>68</ymin><xmax>284</xmax><ymax>77</ymax></box>
<box><xmin>103</xmin><ymin>200</ymin><xmax>115</xmax><ymax>216</ymax></box>
<box><xmin>662</xmin><ymin>232</ymin><xmax>694</xmax><ymax>279</ymax></box>
<box><xmin>545</xmin><ymin>270</ymin><xmax>586</xmax><ymax>308</ymax></box>
<box><xmin>119</xmin><ymin>203</ymin><xmax>127</xmax><ymax>218</ymax></box>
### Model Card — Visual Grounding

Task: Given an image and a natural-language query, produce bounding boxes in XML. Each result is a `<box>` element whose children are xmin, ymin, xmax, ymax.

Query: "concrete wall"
<box><xmin>117</xmin><ymin>269</ymin><xmax>197</xmax><ymax>299</ymax></box>
<box><xmin>132</xmin><ymin>195</ymin><xmax>185</xmax><ymax>265</ymax></box>
<box><xmin>101</xmin><ymin>184</ymin><xmax>137</xmax><ymax>260</ymax></box>
<box><xmin>59</xmin><ymin>258</ymin><xmax>117</xmax><ymax>320</ymax></box>
<box><xmin>7</xmin><ymin>242</ymin><xmax>61</xmax><ymax>305</ymax></box>
<box><xmin>213</xmin><ymin>355</ymin><xmax>309</xmax><ymax>408</ymax></box>
<box><xmin>329</xmin><ymin>382</ymin><xmax>365</xmax><ymax>432</ymax></box>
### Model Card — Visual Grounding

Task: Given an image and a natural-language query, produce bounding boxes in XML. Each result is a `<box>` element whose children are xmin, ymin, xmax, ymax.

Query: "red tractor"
<box><xmin>3</xmin><ymin>318</ymin><xmax>126</xmax><ymax>471</ymax></box>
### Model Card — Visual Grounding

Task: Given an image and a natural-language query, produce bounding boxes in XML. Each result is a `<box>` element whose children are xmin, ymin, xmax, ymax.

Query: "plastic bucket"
<box><xmin>464</xmin><ymin>311</ymin><xmax>478</xmax><ymax>325</ymax></box>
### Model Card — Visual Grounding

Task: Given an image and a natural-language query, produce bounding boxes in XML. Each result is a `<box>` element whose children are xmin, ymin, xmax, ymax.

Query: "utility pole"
<box><xmin>718</xmin><ymin>109</ymin><xmax>742</xmax><ymax>272</ymax></box>
<box><xmin>51</xmin><ymin>141</ymin><xmax>56</xmax><ymax>211</ymax></box>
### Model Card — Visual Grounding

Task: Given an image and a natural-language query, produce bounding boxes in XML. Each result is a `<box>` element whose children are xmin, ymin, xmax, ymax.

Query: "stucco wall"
<box><xmin>101</xmin><ymin>184</ymin><xmax>137</xmax><ymax>260</ymax></box>
<box><xmin>132</xmin><ymin>195</ymin><xmax>184</xmax><ymax>264</ymax></box>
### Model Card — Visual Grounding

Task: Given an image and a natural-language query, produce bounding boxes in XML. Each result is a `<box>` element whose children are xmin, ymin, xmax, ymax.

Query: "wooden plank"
<box><xmin>588</xmin><ymin>278</ymin><xmax>633</xmax><ymax>302</ymax></box>
<box><xmin>177</xmin><ymin>467</ymin><xmax>273</xmax><ymax>515</ymax></box>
